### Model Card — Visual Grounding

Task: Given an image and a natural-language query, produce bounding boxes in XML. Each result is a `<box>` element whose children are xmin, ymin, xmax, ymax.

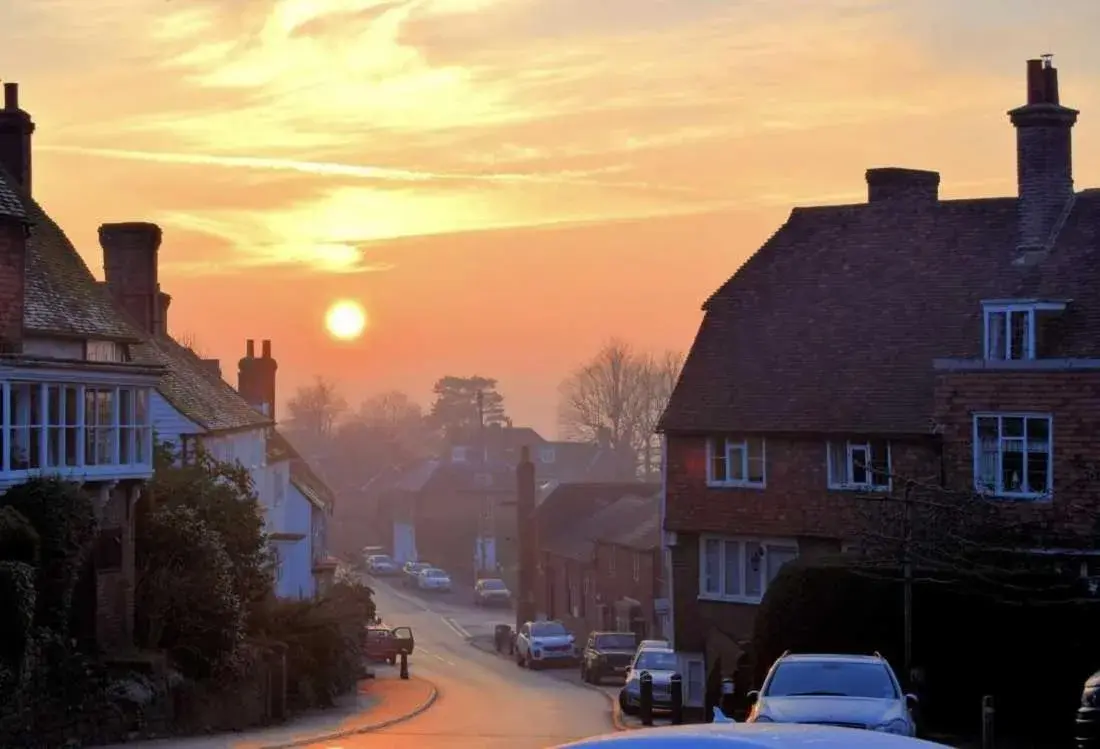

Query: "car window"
<box><xmin>425</xmin><ymin>569</ymin><xmax>446</xmax><ymax>578</ymax></box>
<box><xmin>531</xmin><ymin>621</ymin><xmax>568</xmax><ymax>637</ymax></box>
<box><xmin>481</xmin><ymin>579</ymin><xmax>506</xmax><ymax>590</ymax></box>
<box><xmin>634</xmin><ymin>650</ymin><xmax>678</xmax><ymax>671</ymax></box>
<box><xmin>596</xmin><ymin>634</ymin><xmax>637</xmax><ymax>650</ymax></box>
<box><xmin>764</xmin><ymin>660</ymin><xmax>900</xmax><ymax>699</ymax></box>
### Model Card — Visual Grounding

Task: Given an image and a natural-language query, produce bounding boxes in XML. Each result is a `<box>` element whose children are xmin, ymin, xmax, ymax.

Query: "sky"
<box><xmin>4</xmin><ymin>0</ymin><xmax>1100</xmax><ymax>437</ymax></box>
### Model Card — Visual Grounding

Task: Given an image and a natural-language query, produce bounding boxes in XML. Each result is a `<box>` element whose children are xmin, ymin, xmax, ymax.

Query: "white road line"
<box><xmin>442</xmin><ymin>616</ymin><xmax>471</xmax><ymax>639</ymax></box>
<box><xmin>417</xmin><ymin>646</ymin><xmax>456</xmax><ymax>666</ymax></box>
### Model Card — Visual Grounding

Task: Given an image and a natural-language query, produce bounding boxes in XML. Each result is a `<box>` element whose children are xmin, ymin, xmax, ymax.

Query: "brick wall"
<box><xmin>664</xmin><ymin>434</ymin><xmax>940</xmax><ymax>539</ymax></box>
<box><xmin>934</xmin><ymin>368</ymin><xmax>1100</xmax><ymax>536</ymax></box>
<box><xmin>0</xmin><ymin>217</ymin><xmax>25</xmax><ymax>351</ymax></box>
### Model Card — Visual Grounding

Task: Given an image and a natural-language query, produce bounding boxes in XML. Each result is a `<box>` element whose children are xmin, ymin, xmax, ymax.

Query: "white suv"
<box><xmin>747</xmin><ymin>652</ymin><xmax>918</xmax><ymax>736</ymax></box>
<box><xmin>514</xmin><ymin>620</ymin><xmax>578</xmax><ymax>669</ymax></box>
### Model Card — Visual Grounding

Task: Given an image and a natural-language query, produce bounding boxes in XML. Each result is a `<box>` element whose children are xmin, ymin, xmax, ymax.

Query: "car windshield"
<box><xmin>409</xmin><ymin>563</ymin><xmax>428</xmax><ymax>570</ymax></box>
<box><xmin>531</xmin><ymin>622</ymin><xmax>568</xmax><ymax>637</ymax></box>
<box><xmin>765</xmin><ymin>660</ymin><xmax>899</xmax><ymax>699</ymax></box>
<box><xmin>635</xmin><ymin>651</ymin><xmax>678</xmax><ymax>671</ymax></box>
<box><xmin>481</xmin><ymin>579</ymin><xmax>507</xmax><ymax>590</ymax></box>
<box><xmin>596</xmin><ymin>634</ymin><xmax>636</xmax><ymax>650</ymax></box>
<box><xmin>425</xmin><ymin>569</ymin><xmax>447</xmax><ymax>578</ymax></box>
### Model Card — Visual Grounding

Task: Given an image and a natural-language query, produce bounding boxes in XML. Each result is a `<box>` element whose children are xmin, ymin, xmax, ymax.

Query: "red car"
<box><xmin>362</xmin><ymin>625</ymin><xmax>415</xmax><ymax>664</ymax></box>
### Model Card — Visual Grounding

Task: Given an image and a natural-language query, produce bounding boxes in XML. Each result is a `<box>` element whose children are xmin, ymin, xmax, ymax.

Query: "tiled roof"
<box><xmin>131</xmin><ymin>332</ymin><xmax>271</xmax><ymax>433</ymax></box>
<box><xmin>0</xmin><ymin>168</ymin><xmax>141</xmax><ymax>340</ymax></box>
<box><xmin>536</xmin><ymin>482</ymin><xmax>659</xmax><ymax>554</ymax></box>
<box><xmin>266</xmin><ymin>429</ymin><xmax>338</xmax><ymax>511</ymax></box>
<box><xmin>543</xmin><ymin>491</ymin><xmax>660</xmax><ymax>560</ymax></box>
<box><xmin>601</xmin><ymin>505</ymin><xmax>661</xmax><ymax>551</ymax></box>
<box><xmin>0</xmin><ymin>172</ymin><xmax>24</xmax><ymax>220</ymax></box>
<box><xmin>659</xmin><ymin>191</ymin><xmax>1065</xmax><ymax>435</ymax></box>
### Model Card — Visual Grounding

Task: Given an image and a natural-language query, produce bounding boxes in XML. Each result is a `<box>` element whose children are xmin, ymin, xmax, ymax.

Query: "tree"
<box><xmin>558</xmin><ymin>340</ymin><xmax>685</xmax><ymax>480</ymax></box>
<box><xmin>176</xmin><ymin>331</ymin><xmax>207</xmax><ymax>357</ymax></box>
<box><xmin>427</xmin><ymin>376</ymin><xmax>507</xmax><ymax>444</ymax></box>
<box><xmin>287</xmin><ymin>376</ymin><xmax>348</xmax><ymax>445</ymax></box>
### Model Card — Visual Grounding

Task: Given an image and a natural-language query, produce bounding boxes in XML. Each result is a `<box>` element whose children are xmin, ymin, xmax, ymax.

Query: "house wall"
<box><xmin>275</xmin><ymin>483</ymin><xmax>314</xmax><ymax>599</ymax></box>
<box><xmin>150</xmin><ymin>392</ymin><xmax>203</xmax><ymax>449</ymax></box>
<box><xmin>414</xmin><ymin>489</ymin><xmax>480</xmax><ymax>581</ymax></box>
<box><xmin>594</xmin><ymin>543</ymin><xmax>660</xmax><ymax>638</ymax></box>
<box><xmin>934</xmin><ymin>367</ymin><xmax>1100</xmax><ymax>536</ymax></box>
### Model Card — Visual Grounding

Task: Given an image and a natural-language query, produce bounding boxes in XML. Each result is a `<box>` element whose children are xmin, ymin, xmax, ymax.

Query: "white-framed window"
<box><xmin>0</xmin><ymin>381</ymin><xmax>152</xmax><ymax>475</ymax></box>
<box><xmin>983</xmin><ymin>301</ymin><xmax>1065</xmax><ymax>361</ymax></box>
<box><xmin>707</xmin><ymin>437</ymin><xmax>766</xmax><ymax>488</ymax></box>
<box><xmin>699</xmin><ymin>535</ymin><xmax>798</xmax><ymax>604</ymax></box>
<box><xmin>632</xmin><ymin>551</ymin><xmax>641</xmax><ymax>582</ymax></box>
<box><xmin>86</xmin><ymin>340</ymin><xmax>128</xmax><ymax>363</ymax></box>
<box><xmin>826</xmin><ymin>439</ymin><xmax>891</xmax><ymax>490</ymax></box>
<box><xmin>974</xmin><ymin>413</ymin><xmax>1052</xmax><ymax>499</ymax></box>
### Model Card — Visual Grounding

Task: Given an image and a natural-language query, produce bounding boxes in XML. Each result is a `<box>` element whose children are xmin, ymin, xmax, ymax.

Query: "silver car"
<box><xmin>747</xmin><ymin>653</ymin><xmax>918</xmax><ymax>736</ymax></box>
<box><xmin>619</xmin><ymin>647</ymin><xmax>680</xmax><ymax>715</ymax></box>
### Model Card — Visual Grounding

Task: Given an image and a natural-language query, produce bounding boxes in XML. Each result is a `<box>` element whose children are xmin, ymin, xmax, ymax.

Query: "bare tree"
<box><xmin>177</xmin><ymin>331</ymin><xmax>206</xmax><ymax>357</ymax></box>
<box><xmin>558</xmin><ymin>340</ymin><xmax>685</xmax><ymax>480</ymax></box>
<box><xmin>286</xmin><ymin>376</ymin><xmax>347</xmax><ymax>445</ymax></box>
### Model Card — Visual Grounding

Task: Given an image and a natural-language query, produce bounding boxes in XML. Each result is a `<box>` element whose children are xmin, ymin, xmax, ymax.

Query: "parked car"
<box><xmin>402</xmin><ymin>561</ymin><xmax>432</xmax><ymax>587</ymax></box>
<box><xmin>514</xmin><ymin>620</ymin><xmax>578</xmax><ymax>669</ymax></box>
<box><xmin>619</xmin><ymin>646</ymin><xmax>680</xmax><ymax>716</ymax></box>
<box><xmin>581</xmin><ymin>631</ymin><xmax>638</xmax><ymax>684</ymax></box>
<box><xmin>638</xmin><ymin>638</ymin><xmax>670</xmax><ymax>651</ymax></box>
<box><xmin>366</xmin><ymin>554</ymin><xmax>399</xmax><ymax>576</ymax></box>
<box><xmin>362</xmin><ymin>625</ymin><xmax>416</xmax><ymax>663</ymax></box>
<box><xmin>417</xmin><ymin>567</ymin><xmax>453</xmax><ymax>592</ymax></box>
<box><xmin>746</xmin><ymin>652</ymin><xmax>917</xmax><ymax>737</ymax></box>
<box><xmin>474</xmin><ymin>577</ymin><xmax>512</xmax><ymax>607</ymax></box>
<box><xmin>550</xmin><ymin>723</ymin><xmax>952</xmax><ymax>748</ymax></box>
<box><xmin>1076</xmin><ymin>669</ymin><xmax>1100</xmax><ymax>748</ymax></box>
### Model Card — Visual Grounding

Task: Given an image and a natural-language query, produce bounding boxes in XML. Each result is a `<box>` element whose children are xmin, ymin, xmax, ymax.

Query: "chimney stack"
<box><xmin>200</xmin><ymin>358</ymin><xmax>222</xmax><ymax>378</ymax></box>
<box><xmin>1008</xmin><ymin>55</ymin><xmax>1078</xmax><ymax>252</ymax></box>
<box><xmin>100</xmin><ymin>222</ymin><xmax>165</xmax><ymax>336</ymax></box>
<box><xmin>0</xmin><ymin>82</ymin><xmax>34</xmax><ymax>193</ymax></box>
<box><xmin>865</xmin><ymin>168</ymin><xmax>940</xmax><ymax>204</ymax></box>
<box><xmin>238</xmin><ymin>339</ymin><xmax>278</xmax><ymax>420</ymax></box>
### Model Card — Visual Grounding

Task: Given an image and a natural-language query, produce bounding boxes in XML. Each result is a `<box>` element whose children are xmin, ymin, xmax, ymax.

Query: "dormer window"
<box><xmin>982</xmin><ymin>300</ymin><xmax>1067</xmax><ymax>361</ymax></box>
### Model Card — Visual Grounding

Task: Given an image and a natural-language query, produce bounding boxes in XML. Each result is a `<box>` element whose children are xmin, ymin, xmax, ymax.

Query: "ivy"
<box><xmin>0</xmin><ymin>479</ymin><xmax>97</xmax><ymax>631</ymax></box>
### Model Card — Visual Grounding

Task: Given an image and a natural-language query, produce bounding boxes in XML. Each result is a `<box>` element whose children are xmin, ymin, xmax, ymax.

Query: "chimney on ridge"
<box><xmin>100</xmin><ymin>222</ymin><xmax>168</xmax><ymax>336</ymax></box>
<box><xmin>0</xmin><ymin>82</ymin><xmax>35</xmax><ymax>193</ymax></box>
<box><xmin>238</xmin><ymin>338</ymin><xmax>278</xmax><ymax>420</ymax></box>
<box><xmin>1008</xmin><ymin>55</ymin><xmax>1078</xmax><ymax>252</ymax></box>
<box><xmin>200</xmin><ymin>358</ymin><xmax>222</xmax><ymax>378</ymax></box>
<box><xmin>865</xmin><ymin>168</ymin><xmax>940</xmax><ymax>204</ymax></box>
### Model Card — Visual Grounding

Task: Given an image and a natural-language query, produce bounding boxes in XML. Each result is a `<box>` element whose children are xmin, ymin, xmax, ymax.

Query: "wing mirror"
<box><xmin>746</xmin><ymin>690</ymin><xmax>759</xmax><ymax>704</ymax></box>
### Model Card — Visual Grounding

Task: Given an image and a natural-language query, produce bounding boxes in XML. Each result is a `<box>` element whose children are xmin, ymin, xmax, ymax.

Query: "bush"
<box><xmin>0</xmin><ymin>561</ymin><xmax>36</xmax><ymax>682</ymax></box>
<box><xmin>252</xmin><ymin>580</ymin><xmax>375</xmax><ymax>711</ymax></box>
<box><xmin>0</xmin><ymin>506</ymin><xmax>39</xmax><ymax>566</ymax></box>
<box><xmin>135</xmin><ymin>505</ymin><xmax>245</xmax><ymax>679</ymax></box>
<box><xmin>0</xmin><ymin>479</ymin><xmax>97</xmax><ymax>631</ymax></box>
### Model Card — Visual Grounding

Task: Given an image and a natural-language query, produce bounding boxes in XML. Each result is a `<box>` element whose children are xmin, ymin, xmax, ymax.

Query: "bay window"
<box><xmin>699</xmin><ymin>535</ymin><xmax>798</xmax><ymax>603</ymax></box>
<box><xmin>0</xmin><ymin>380</ymin><xmax>153</xmax><ymax>476</ymax></box>
<box><xmin>974</xmin><ymin>413</ymin><xmax>1052</xmax><ymax>499</ymax></box>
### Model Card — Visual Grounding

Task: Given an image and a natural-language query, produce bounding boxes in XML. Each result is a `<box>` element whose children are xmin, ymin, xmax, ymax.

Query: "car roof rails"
<box><xmin>780</xmin><ymin>649</ymin><xmax>792</xmax><ymax>658</ymax></box>
<box><xmin>873</xmin><ymin>651</ymin><xmax>885</xmax><ymax>659</ymax></box>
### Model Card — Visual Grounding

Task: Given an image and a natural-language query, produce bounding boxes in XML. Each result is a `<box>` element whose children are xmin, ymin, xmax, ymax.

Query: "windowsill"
<box><xmin>707</xmin><ymin>480</ymin><xmax>766</xmax><ymax>490</ymax></box>
<box><xmin>975</xmin><ymin>488</ymin><xmax>1053</xmax><ymax>503</ymax></box>
<box><xmin>698</xmin><ymin>592</ymin><xmax>763</xmax><ymax>606</ymax></box>
<box><xmin>827</xmin><ymin>483</ymin><xmax>891</xmax><ymax>493</ymax></box>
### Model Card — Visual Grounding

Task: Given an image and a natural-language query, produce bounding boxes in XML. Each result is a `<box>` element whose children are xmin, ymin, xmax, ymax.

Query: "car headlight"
<box><xmin>875</xmin><ymin>718</ymin><xmax>912</xmax><ymax>735</ymax></box>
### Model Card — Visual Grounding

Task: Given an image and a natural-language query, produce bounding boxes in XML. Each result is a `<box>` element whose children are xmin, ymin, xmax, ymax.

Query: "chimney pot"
<box><xmin>3</xmin><ymin>83</ymin><xmax>17</xmax><ymax>110</ymax></box>
<box><xmin>262</xmin><ymin>339</ymin><xmax>271</xmax><ymax>358</ymax></box>
<box><xmin>865</xmin><ymin>167</ymin><xmax>940</xmax><ymax>204</ymax></box>
<box><xmin>99</xmin><ymin>222</ymin><xmax>163</xmax><ymax>335</ymax></box>
<box><xmin>246</xmin><ymin>339</ymin><xmax>255</xmax><ymax>358</ymax></box>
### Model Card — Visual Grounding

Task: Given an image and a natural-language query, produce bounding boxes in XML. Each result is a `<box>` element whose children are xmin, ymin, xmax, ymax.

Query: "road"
<box><xmin>302</xmin><ymin>574</ymin><xmax>616</xmax><ymax>748</ymax></box>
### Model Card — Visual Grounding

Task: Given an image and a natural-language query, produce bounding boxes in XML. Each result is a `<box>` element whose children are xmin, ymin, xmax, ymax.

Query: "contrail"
<box><xmin>39</xmin><ymin>145</ymin><xmax>695</xmax><ymax>192</ymax></box>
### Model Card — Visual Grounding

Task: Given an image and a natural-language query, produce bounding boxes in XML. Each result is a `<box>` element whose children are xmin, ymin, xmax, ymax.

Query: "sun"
<box><xmin>324</xmin><ymin>299</ymin><xmax>368</xmax><ymax>341</ymax></box>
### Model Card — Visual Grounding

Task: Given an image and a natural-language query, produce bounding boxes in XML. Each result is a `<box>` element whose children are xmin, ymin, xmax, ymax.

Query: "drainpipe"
<box><xmin>660</xmin><ymin>433</ymin><xmax>675</xmax><ymax>650</ymax></box>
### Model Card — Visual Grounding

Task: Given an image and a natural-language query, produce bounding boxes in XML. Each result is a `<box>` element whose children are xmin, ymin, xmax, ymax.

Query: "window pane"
<box><xmin>1002</xmin><ymin>416</ymin><xmax>1024</xmax><ymax>438</ymax></box>
<box><xmin>745</xmin><ymin>542</ymin><xmax>763</xmax><ymax>597</ymax></box>
<box><xmin>1026</xmin><ymin>417</ymin><xmax>1050</xmax><ymax>447</ymax></box>
<box><xmin>703</xmin><ymin>539</ymin><xmax>720</xmax><ymax>594</ymax></box>
<box><xmin>136</xmin><ymin>389</ymin><xmax>148</xmax><ymax>425</ymax></box>
<box><xmin>986</xmin><ymin>311</ymin><xmax>1006</xmax><ymax>359</ymax></box>
<box><xmin>869</xmin><ymin>441</ymin><xmax>890</xmax><ymax>485</ymax></box>
<box><xmin>850</xmin><ymin>445</ymin><xmax>869</xmax><ymax>485</ymax></box>
<box><xmin>727</xmin><ymin>443</ymin><xmax>747</xmax><ymax>481</ymax></box>
<box><xmin>1008</xmin><ymin>310</ymin><xmax>1029</xmax><ymax>360</ymax></box>
<box><xmin>1026</xmin><ymin>450</ymin><xmax>1049</xmax><ymax>495</ymax></box>
<box><xmin>84</xmin><ymin>388</ymin><xmax>98</xmax><ymax>428</ymax></box>
<box><xmin>766</xmin><ymin>546</ymin><xmax>798</xmax><ymax>586</ymax></box>
<box><xmin>47</xmin><ymin>386</ymin><xmax>61</xmax><ymax>426</ymax></box>
<box><xmin>710</xmin><ymin>441</ymin><xmax>727</xmax><ymax>482</ymax></box>
<box><xmin>1001</xmin><ymin>438</ymin><xmax>1025</xmax><ymax>492</ymax></box>
<box><xmin>827</xmin><ymin>443</ymin><xmax>848</xmax><ymax>485</ymax></box>
<box><xmin>722</xmin><ymin>540</ymin><xmax>741</xmax><ymax>596</ymax></box>
<box><xmin>119</xmin><ymin>388</ymin><xmax>133</xmax><ymax>426</ymax></box>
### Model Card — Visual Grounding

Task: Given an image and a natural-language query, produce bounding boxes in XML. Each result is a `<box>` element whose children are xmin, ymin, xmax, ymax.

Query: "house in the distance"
<box><xmin>659</xmin><ymin>56</ymin><xmax>1100</xmax><ymax>680</ymax></box>
<box><xmin>534</xmin><ymin>483</ymin><xmax>662</xmax><ymax>645</ymax></box>
<box><xmin>0</xmin><ymin>81</ymin><xmax>165</xmax><ymax>651</ymax></box>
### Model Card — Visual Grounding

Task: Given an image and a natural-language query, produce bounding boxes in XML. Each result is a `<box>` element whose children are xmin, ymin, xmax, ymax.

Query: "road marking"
<box><xmin>442</xmin><ymin>616</ymin><xmax>471</xmax><ymax>639</ymax></box>
<box><xmin>379</xmin><ymin>582</ymin><xmax>435</xmax><ymax>613</ymax></box>
<box><xmin>417</xmin><ymin>646</ymin><xmax>456</xmax><ymax>666</ymax></box>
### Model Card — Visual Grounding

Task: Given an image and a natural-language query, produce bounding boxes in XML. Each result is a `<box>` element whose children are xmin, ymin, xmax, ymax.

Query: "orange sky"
<box><xmin>4</xmin><ymin>0</ymin><xmax>1100</xmax><ymax>436</ymax></box>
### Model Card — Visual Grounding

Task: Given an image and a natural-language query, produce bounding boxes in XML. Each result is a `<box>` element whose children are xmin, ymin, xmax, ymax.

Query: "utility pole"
<box><xmin>516</xmin><ymin>445</ymin><xmax>536</xmax><ymax>631</ymax></box>
<box><xmin>475</xmin><ymin>390</ymin><xmax>486</xmax><ymax>580</ymax></box>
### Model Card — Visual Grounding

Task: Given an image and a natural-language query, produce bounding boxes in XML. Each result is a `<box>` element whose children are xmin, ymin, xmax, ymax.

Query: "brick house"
<box><xmin>534</xmin><ymin>483</ymin><xmax>660</xmax><ymax>642</ymax></box>
<box><xmin>0</xmin><ymin>81</ymin><xmax>166</xmax><ymax>651</ymax></box>
<box><xmin>658</xmin><ymin>56</ymin><xmax>1100</xmax><ymax>677</ymax></box>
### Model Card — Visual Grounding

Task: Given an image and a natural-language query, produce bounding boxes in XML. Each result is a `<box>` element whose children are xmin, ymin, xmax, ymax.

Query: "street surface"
<box><xmin>301</xmin><ymin>574</ymin><xmax>616</xmax><ymax>748</ymax></box>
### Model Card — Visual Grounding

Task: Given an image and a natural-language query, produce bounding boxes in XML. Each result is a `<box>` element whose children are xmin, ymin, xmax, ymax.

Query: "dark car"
<box><xmin>581</xmin><ymin>631</ymin><xmax>638</xmax><ymax>684</ymax></box>
<box><xmin>362</xmin><ymin>625</ymin><xmax>416</xmax><ymax>665</ymax></box>
<box><xmin>1077</xmin><ymin>670</ymin><xmax>1100</xmax><ymax>748</ymax></box>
